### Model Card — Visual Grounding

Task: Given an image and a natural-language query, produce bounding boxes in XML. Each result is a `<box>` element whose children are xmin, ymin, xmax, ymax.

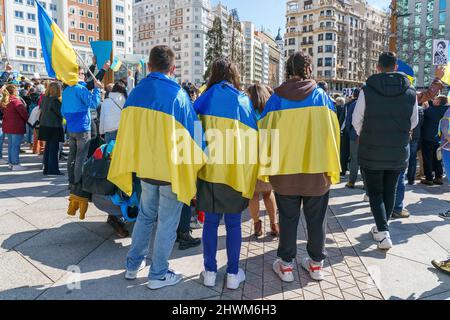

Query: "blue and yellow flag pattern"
<box><xmin>258</xmin><ymin>88</ymin><xmax>341</xmax><ymax>184</ymax></box>
<box><xmin>107</xmin><ymin>73</ymin><xmax>208</xmax><ymax>205</ymax></box>
<box><xmin>36</xmin><ymin>0</ymin><xmax>78</xmax><ymax>86</ymax></box>
<box><xmin>194</xmin><ymin>81</ymin><xmax>259</xmax><ymax>199</ymax></box>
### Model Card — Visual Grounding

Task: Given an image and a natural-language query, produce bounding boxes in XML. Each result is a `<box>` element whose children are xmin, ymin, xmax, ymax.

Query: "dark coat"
<box><xmin>38</xmin><ymin>96</ymin><xmax>65</xmax><ymax>142</ymax></box>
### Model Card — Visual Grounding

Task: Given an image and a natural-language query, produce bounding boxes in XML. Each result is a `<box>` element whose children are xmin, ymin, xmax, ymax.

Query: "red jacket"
<box><xmin>2</xmin><ymin>96</ymin><xmax>29</xmax><ymax>135</ymax></box>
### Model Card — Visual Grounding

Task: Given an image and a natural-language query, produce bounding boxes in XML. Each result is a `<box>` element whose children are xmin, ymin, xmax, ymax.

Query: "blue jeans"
<box><xmin>394</xmin><ymin>170</ymin><xmax>406</xmax><ymax>213</ymax></box>
<box><xmin>406</xmin><ymin>141</ymin><xmax>419</xmax><ymax>183</ymax></box>
<box><xmin>203</xmin><ymin>212</ymin><xmax>242</xmax><ymax>275</ymax></box>
<box><xmin>443</xmin><ymin>149</ymin><xmax>450</xmax><ymax>185</ymax></box>
<box><xmin>0</xmin><ymin>125</ymin><xmax>4</xmax><ymax>159</ymax></box>
<box><xmin>126</xmin><ymin>182</ymin><xmax>184</xmax><ymax>280</ymax></box>
<box><xmin>7</xmin><ymin>134</ymin><xmax>23</xmax><ymax>165</ymax></box>
<box><xmin>25</xmin><ymin>124</ymin><xmax>33</xmax><ymax>144</ymax></box>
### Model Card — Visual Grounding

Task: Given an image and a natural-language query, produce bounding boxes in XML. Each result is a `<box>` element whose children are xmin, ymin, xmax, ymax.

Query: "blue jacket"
<box><xmin>61</xmin><ymin>82</ymin><xmax>101</xmax><ymax>133</ymax></box>
<box><xmin>344</xmin><ymin>100</ymin><xmax>358</xmax><ymax>141</ymax></box>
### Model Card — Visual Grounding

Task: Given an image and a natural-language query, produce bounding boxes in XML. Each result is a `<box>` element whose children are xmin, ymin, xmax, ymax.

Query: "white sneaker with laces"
<box><xmin>370</xmin><ymin>226</ymin><xmax>384</xmax><ymax>242</ymax></box>
<box><xmin>148</xmin><ymin>270</ymin><xmax>183</xmax><ymax>290</ymax></box>
<box><xmin>377</xmin><ymin>231</ymin><xmax>393</xmax><ymax>250</ymax></box>
<box><xmin>273</xmin><ymin>259</ymin><xmax>295</xmax><ymax>283</ymax></box>
<box><xmin>227</xmin><ymin>268</ymin><xmax>245</xmax><ymax>290</ymax></box>
<box><xmin>11</xmin><ymin>165</ymin><xmax>26</xmax><ymax>171</ymax></box>
<box><xmin>190</xmin><ymin>220</ymin><xmax>203</xmax><ymax>230</ymax></box>
<box><xmin>124</xmin><ymin>260</ymin><xmax>146</xmax><ymax>280</ymax></box>
<box><xmin>301</xmin><ymin>257</ymin><xmax>325</xmax><ymax>281</ymax></box>
<box><xmin>202</xmin><ymin>270</ymin><xmax>217</xmax><ymax>287</ymax></box>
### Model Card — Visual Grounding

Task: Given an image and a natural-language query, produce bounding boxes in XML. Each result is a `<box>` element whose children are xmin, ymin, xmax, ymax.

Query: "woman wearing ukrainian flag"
<box><xmin>259</xmin><ymin>51</ymin><xmax>341</xmax><ymax>283</ymax></box>
<box><xmin>195</xmin><ymin>58</ymin><xmax>259</xmax><ymax>290</ymax></box>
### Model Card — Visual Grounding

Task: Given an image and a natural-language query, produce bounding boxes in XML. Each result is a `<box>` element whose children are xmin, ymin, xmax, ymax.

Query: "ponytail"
<box><xmin>0</xmin><ymin>87</ymin><xmax>10</xmax><ymax>108</ymax></box>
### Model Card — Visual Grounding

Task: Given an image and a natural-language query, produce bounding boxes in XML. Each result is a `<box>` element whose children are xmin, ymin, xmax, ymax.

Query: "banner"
<box><xmin>433</xmin><ymin>40</ymin><xmax>449</xmax><ymax>66</ymax></box>
<box><xmin>90</xmin><ymin>41</ymin><xmax>113</xmax><ymax>70</ymax></box>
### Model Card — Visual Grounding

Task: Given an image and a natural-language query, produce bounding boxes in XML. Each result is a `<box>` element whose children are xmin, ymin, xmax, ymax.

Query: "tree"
<box><xmin>204</xmin><ymin>17</ymin><xmax>224</xmax><ymax>80</ymax></box>
<box><xmin>228</xmin><ymin>9</ymin><xmax>244</xmax><ymax>76</ymax></box>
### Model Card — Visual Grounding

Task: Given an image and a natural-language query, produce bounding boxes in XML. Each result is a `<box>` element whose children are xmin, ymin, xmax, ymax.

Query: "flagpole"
<box><xmin>1</xmin><ymin>33</ymin><xmax>11</xmax><ymax>65</ymax></box>
<box><xmin>73</xmin><ymin>49</ymin><xmax>97</xmax><ymax>82</ymax></box>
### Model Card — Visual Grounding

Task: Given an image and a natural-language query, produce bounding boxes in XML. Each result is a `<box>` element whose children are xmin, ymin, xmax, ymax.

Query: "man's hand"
<box><xmin>435</xmin><ymin>66</ymin><xmax>445</xmax><ymax>80</ymax></box>
<box><xmin>94</xmin><ymin>79</ymin><xmax>104</xmax><ymax>89</ymax></box>
<box><xmin>5</xmin><ymin>63</ymin><xmax>12</xmax><ymax>72</ymax></box>
<box><xmin>102</xmin><ymin>60</ymin><xmax>111</xmax><ymax>71</ymax></box>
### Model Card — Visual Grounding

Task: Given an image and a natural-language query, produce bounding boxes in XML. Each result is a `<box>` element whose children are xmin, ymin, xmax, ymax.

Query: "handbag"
<box><xmin>82</xmin><ymin>144</ymin><xmax>117</xmax><ymax>196</ymax></box>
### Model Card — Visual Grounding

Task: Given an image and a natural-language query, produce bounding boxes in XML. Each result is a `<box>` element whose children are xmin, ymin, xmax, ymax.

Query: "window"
<box><xmin>15</xmin><ymin>11</ymin><xmax>24</xmax><ymax>19</ymax></box>
<box><xmin>15</xmin><ymin>25</ymin><xmax>25</xmax><ymax>33</ymax></box>
<box><xmin>16</xmin><ymin>46</ymin><xmax>25</xmax><ymax>57</ymax></box>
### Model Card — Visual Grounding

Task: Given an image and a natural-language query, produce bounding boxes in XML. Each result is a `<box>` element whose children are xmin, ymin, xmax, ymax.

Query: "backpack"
<box><xmin>27</xmin><ymin>104</ymin><xmax>40</xmax><ymax>128</ymax></box>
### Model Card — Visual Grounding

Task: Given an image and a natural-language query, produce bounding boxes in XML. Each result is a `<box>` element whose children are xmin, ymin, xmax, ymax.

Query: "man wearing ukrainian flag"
<box><xmin>108</xmin><ymin>46</ymin><xmax>207</xmax><ymax>290</ymax></box>
<box><xmin>259</xmin><ymin>51</ymin><xmax>341</xmax><ymax>283</ymax></box>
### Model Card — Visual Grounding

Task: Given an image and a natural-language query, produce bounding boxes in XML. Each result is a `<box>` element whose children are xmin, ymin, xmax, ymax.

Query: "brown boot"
<box><xmin>254</xmin><ymin>220</ymin><xmax>263</xmax><ymax>237</ymax></box>
<box><xmin>270</xmin><ymin>223</ymin><xmax>280</xmax><ymax>237</ymax></box>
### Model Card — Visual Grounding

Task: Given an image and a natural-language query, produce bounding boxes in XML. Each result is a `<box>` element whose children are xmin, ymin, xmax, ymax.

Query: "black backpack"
<box><xmin>82</xmin><ymin>144</ymin><xmax>117</xmax><ymax>196</ymax></box>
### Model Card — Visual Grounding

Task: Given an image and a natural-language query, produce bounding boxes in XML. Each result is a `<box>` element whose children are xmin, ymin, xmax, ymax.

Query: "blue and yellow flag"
<box><xmin>108</xmin><ymin>72</ymin><xmax>208</xmax><ymax>205</ymax></box>
<box><xmin>397</xmin><ymin>60</ymin><xmax>415</xmax><ymax>86</ymax></box>
<box><xmin>258</xmin><ymin>88</ymin><xmax>341</xmax><ymax>184</ymax></box>
<box><xmin>35</xmin><ymin>0</ymin><xmax>78</xmax><ymax>85</ymax></box>
<box><xmin>110</xmin><ymin>57</ymin><xmax>123</xmax><ymax>72</ymax></box>
<box><xmin>194</xmin><ymin>81</ymin><xmax>259</xmax><ymax>199</ymax></box>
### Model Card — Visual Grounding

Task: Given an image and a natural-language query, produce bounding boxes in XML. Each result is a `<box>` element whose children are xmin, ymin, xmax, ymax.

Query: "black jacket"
<box><xmin>38</xmin><ymin>96</ymin><xmax>64</xmax><ymax>142</ymax></box>
<box><xmin>358</xmin><ymin>73</ymin><xmax>417</xmax><ymax>171</ymax></box>
<box><xmin>422</xmin><ymin>104</ymin><xmax>449</xmax><ymax>142</ymax></box>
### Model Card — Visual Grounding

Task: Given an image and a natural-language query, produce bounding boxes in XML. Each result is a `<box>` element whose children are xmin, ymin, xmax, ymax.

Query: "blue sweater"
<box><xmin>61</xmin><ymin>83</ymin><xmax>101</xmax><ymax>133</ymax></box>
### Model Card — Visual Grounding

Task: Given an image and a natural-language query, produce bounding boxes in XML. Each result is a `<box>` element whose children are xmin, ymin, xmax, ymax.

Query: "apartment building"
<box><xmin>257</xmin><ymin>30</ymin><xmax>284</xmax><ymax>87</ymax></box>
<box><xmin>133</xmin><ymin>0</ymin><xmax>211</xmax><ymax>85</ymax></box>
<box><xmin>284</xmin><ymin>0</ymin><xmax>388</xmax><ymax>92</ymax></box>
<box><xmin>397</xmin><ymin>0</ymin><xmax>450</xmax><ymax>87</ymax></box>
<box><xmin>3</xmin><ymin>0</ymin><xmax>132</xmax><ymax>77</ymax></box>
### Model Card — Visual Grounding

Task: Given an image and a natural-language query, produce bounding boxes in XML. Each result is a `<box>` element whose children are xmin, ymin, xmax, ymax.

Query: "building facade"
<box><xmin>133</xmin><ymin>0</ymin><xmax>211</xmax><ymax>85</ymax></box>
<box><xmin>2</xmin><ymin>0</ymin><xmax>132</xmax><ymax>77</ymax></box>
<box><xmin>284</xmin><ymin>0</ymin><xmax>388</xmax><ymax>93</ymax></box>
<box><xmin>397</xmin><ymin>0</ymin><xmax>450</xmax><ymax>87</ymax></box>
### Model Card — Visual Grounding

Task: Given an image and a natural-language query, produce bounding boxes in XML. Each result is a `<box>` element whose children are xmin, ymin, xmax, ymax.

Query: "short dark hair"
<box><xmin>378</xmin><ymin>52</ymin><xmax>397</xmax><ymax>70</ymax></box>
<box><xmin>438</xmin><ymin>41</ymin><xmax>447</xmax><ymax>49</ymax></box>
<box><xmin>111</xmin><ymin>81</ymin><xmax>128</xmax><ymax>99</ymax></box>
<box><xmin>317</xmin><ymin>81</ymin><xmax>328</xmax><ymax>92</ymax></box>
<box><xmin>149</xmin><ymin>45</ymin><xmax>175</xmax><ymax>73</ymax></box>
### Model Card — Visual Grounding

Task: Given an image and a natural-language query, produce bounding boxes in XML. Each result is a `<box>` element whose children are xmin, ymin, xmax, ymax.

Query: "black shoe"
<box><xmin>177</xmin><ymin>231</ymin><xmax>201</xmax><ymax>250</ymax></box>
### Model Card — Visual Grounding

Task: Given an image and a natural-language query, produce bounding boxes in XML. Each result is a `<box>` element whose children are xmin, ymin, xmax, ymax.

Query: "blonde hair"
<box><xmin>1</xmin><ymin>85</ymin><xmax>17</xmax><ymax>108</ymax></box>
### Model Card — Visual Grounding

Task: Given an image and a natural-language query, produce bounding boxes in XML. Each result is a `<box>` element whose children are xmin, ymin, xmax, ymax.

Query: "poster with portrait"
<box><xmin>433</xmin><ymin>40</ymin><xmax>449</xmax><ymax>65</ymax></box>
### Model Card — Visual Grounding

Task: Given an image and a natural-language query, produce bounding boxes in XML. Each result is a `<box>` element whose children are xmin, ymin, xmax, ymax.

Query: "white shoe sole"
<box><xmin>301</xmin><ymin>259</ymin><xmax>324</xmax><ymax>282</ymax></box>
<box><xmin>124</xmin><ymin>261</ymin><xmax>146</xmax><ymax>280</ymax></box>
<box><xmin>147</xmin><ymin>276</ymin><xmax>182</xmax><ymax>290</ymax></box>
<box><xmin>202</xmin><ymin>272</ymin><xmax>216</xmax><ymax>287</ymax></box>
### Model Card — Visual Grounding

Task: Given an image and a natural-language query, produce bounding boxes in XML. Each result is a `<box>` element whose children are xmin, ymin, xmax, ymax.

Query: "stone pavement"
<box><xmin>0</xmin><ymin>149</ymin><xmax>449</xmax><ymax>300</ymax></box>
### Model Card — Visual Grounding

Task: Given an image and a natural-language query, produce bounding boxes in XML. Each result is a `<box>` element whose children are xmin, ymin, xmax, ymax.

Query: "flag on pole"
<box><xmin>35</xmin><ymin>0</ymin><xmax>78</xmax><ymax>85</ymax></box>
<box><xmin>111</xmin><ymin>57</ymin><xmax>123</xmax><ymax>72</ymax></box>
<box><xmin>397</xmin><ymin>60</ymin><xmax>415</xmax><ymax>85</ymax></box>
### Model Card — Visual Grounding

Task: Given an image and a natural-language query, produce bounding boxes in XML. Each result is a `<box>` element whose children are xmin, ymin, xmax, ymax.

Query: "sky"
<box><xmin>211</xmin><ymin>0</ymin><xmax>391</xmax><ymax>37</ymax></box>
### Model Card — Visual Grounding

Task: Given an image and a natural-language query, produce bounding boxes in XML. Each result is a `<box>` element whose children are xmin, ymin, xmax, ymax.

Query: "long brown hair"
<box><xmin>206</xmin><ymin>57</ymin><xmax>241</xmax><ymax>91</ymax></box>
<box><xmin>1</xmin><ymin>85</ymin><xmax>17</xmax><ymax>108</ymax></box>
<box><xmin>45</xmin><ymin>82</ymin><xmax>62</xmax><ymax>98</ymax></box>
<box><xmin>246</xmin><ymin>84</ymin><xmax>272</xmax><ymax>114</ymax></box>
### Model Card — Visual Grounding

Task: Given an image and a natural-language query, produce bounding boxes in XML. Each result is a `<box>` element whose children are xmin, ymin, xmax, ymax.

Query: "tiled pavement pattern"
<box><xmin>0</xmin><ymin>148</ymin><xmax>449</xmax><ymax>300</ymax></box>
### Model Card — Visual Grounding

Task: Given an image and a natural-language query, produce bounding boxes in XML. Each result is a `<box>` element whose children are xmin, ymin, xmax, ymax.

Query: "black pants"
<box><xmin>422</xmin><ymin>140</ymin><xmax>443</xmax><ymax>181</ymax></box>
<box><xmin>177</xmin><ymin>205</ymin><xmax>192</xmax><ymax>233</ymax></box>
<box><xmin>362</xmin><ymin>169</ymin><xmax>401</xmax><ymax>232</ymax></box>
<box><xmin>340</xmin><ymin>131</ymin><xmax>350</xmax><ymax>174</ymax></box>
<box><xmin>43</xmin><ymin>139</ymin><xmax>60</xmax><ymax>175</ymax></box>
<box><xmin>275</xmin><ymin>192</ymin><xmax>329</xmax><ymax>263</ymax></box>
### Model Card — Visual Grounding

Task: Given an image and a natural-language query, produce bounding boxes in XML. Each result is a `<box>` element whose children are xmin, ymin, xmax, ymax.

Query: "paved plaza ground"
<box><xmin>0</xmin><ymin>149</ymin><xmax>449</xmax><ymax>300</ymax></box>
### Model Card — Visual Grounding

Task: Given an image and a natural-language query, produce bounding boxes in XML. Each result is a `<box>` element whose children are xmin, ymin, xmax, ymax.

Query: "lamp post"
<box><xmin>389</xmin><ymin>0</ymin><xmax>398</xmax><ymax>52</ymax></box>
<box><xmin>99</xmin><ymin>0</ymin><xmax>113</xmax><ymax>84</ymax></box>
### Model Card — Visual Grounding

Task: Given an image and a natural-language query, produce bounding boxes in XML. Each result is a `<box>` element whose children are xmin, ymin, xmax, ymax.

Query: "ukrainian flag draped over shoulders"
<box><xmin>194</xmin><ymin>81</ymin><xmax>259</xmax><ymax>199</ymax></box>
<box><xmin>108</xmin><ymin>73</ymin><xmax>208</xmax><ymax>205</ymax></box>
<box><xmin>258</xmin><ymin>87</ymin><xmax>341</xmax><ymax>184</ymax></box>
<box><xmin>35</xmin><ymin>0</ymin><xmax>78</xmax><ymax>86</ymax></box>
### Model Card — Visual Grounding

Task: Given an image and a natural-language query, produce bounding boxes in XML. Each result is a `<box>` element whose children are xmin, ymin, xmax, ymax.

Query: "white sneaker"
<box><xmin>370</xmin><ymin>226</ymin><xmax>384</xmax><ymax>242</ymax></box>
<box><xmin>363</xmin><ymin>194</ymin><xmax>370</xmax><ymax>202</ymax></box>
<box><xmin>11</xmin><ymin>165</ymin><xmax>26</xmax><ymax>171</ymax></box>
<box><xmin>301</xmin><ymin>257</ymin><xmax>325</xmax><ymax>282</ymax></box>
<box><xmin>273</xmin><ymin>259</ymin><xmax>295</xmax><ymax>283</ymax></box>
<box><xmin>227</xmin><ymin>268</ymin><xmax>245</xmax><ymax>290</ymax></box>
<box><xmin>377</xmin><ymin>231</ymin><xmax>393</xmax><ymax>250</ymax></box>
<box><xmin>202</xmin><ymin>270</ymin><xmax>217</xmax><ymax>287</ymax></box>
<box><xmin>148</xmin><ymin>270</ymin><xmax>183</xmax><ymax>290</ymax></box>
<box><xmin>124</xmin><ymin>260</ymin><xmax>146</xmax><ymax>280</ymax></box>
<box><xmin>190</xmin><ymin>220</ymin><xmax>203</xmax><ymax>230</ymax></box>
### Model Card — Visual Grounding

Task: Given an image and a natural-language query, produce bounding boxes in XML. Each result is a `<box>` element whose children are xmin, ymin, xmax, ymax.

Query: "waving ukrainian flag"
<box><xmin>36</xmin><ymin>0</ymin><xmax>78</xmax><ymax>85</ymax></box>
<box><xmin>259</xmin><ymin>87</ymin><xmax>341</xmax><ymax>184</ymax></box>
<box><xmin>194</xmin><ymin>81</ymin><xmax>259</xmax><ymax>200</ymax></box>
<box><xmin>108</xmin><ymin>73</ymin><xmax>208</xmax><ymax>205</ymax></box>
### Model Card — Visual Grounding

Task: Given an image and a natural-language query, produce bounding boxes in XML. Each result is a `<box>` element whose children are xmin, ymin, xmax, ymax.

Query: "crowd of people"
<box><xmin>0</xmin><ymin>46</ymin><xmax>449</xmax><ymax>291</ymax></box>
